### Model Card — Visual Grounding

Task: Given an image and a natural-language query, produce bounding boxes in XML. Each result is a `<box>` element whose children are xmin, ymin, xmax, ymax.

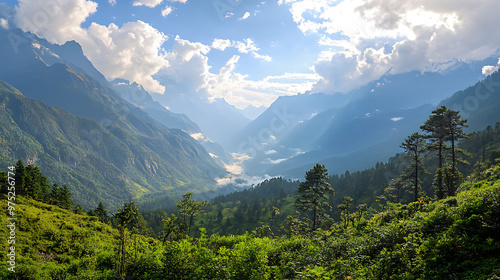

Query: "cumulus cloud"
<box><xmin>482</xmin><ymin>65</ymin><xmax>498</xmax><ymax>76</ymax></box>
<box><xmin>155</xmin><ymin>36</ymin><xmax>319</xmax><ymax>108</ymax></box>
<box><xmin>85</xmin><ymin>21</ymin><xmax>168</xmax><ymax>93</ymax></box>
<box><xmin>133</xmin><ymin>0</ymin><xmax>163</xmax><ymax>8</ymax></box>
<box><xmin>211</xmin><ymin>38</ymin><xmax>232</xmax><ymax>51</ymax></box>
<box><xmin>281</xmin><ymin>0</ymin><xmax>500</xmax><ymax>93</ymax></box>
<box><xmin>14</xmin><ymin>0</ymin><xmax>168</xmax><ymax>93</ymax></box>
<box><xmin>161</xmin><ymin>5</ymin><xmax>174</xmax><ymax>17</ymax></box>
<box><xmin>109</xmin><ymin>0</ymin><xmax>116</xmax><ymax>6</ymax></box>
<box><xmin>481</xmin><ymin>58</ymin><xmax>500</xmax><ymax>76</ymax></box>
<box><xmin>15</xmin><ymin>0</ymin><xmax>98</xmax><ymax>43</ymax></box>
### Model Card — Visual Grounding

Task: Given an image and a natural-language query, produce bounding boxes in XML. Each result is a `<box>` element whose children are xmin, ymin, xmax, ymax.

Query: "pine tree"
<box><xmin>295</xmin><ymin>163</ymin><xmax>335</xmax><ymax>231</ymax></box>
<box><xmin>400</xmin><ymin>132</ymin><xmax>428</xmax><ymax>202</ymax></box>
<box><xmin>73</xmin><ymin>204</ymin><xmax>86</xmax><ymax>215</ymax></box>
<box><xmin>0</xmin><ymin>171</ymin><xmax>8</xmax><ymax>194</ymax></box>
<box><xmin>14</xmin><ymin>159</ymin><xmax>26</xmax><ymax>196</ymax></box>
<box><xmin>383</xmin><ymin>178</ymin><xmax>408</xmax><ymax>203</ymax></box>
<box><xmin>421</xmin><ymin>106</ymin><xmax>469</xmax><ymax>198</ymax></box>
<box><xmin>443</xmin><ymin>109</ymin><xmax>469</xmax><ymax>196</ymax></box>
<box><xmin>94</xmin><ymin>202</ymin><xmax>109</xmax><ymax>223</ymax></box>
<box><xmin>50</xmin><ymin>184</ymin><xmax>73</xmax><ymax>210</ymax></box>
<box><xmin>421</xmin><ymin>106</ymin><xmax>450</xmax><ymax>199</ymax></box>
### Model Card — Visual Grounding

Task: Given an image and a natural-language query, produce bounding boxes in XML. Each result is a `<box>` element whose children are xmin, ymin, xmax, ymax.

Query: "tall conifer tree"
<box><xmin>295</xmin><ymin>163</ymin><xmax>334</xmax><ymax>230</ymax></box>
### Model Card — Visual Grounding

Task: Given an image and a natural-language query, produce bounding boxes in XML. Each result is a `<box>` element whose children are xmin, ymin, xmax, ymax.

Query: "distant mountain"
<box><xmin>229</xmin><ymin>92</ymin><xmax>352</xmax><ymax>151</ymax></box>
<box><xmin>153</xmin><ymin>94</ymin><xmax>251</xmax><ymax>148</ymax></box>
<box><xmin>110</xmin><ymin>80</ymin><xmax>232</xmax><ymax>164</ymax></box>
<box><xmin>0</xmin><ymin>27</ymin><xmax>227</xmax><ymax>209</ymax></box>
<box><xmin>271</xmin><ymin>69</ymin><xmax>500</xmax><ymax>178</ymax></box>
<box><xmin>111</xmin><ymin>79</ymin><xmax>201</xmax><ymax>134</ymax></box>
<box><xmin>240</xmin><ymin>104</ymin><xmax>267</xmax><ymax>120</ymax></box>
<box><xmin>0</xmin><ymin>27</ymin><xmax>207</xmax><ymax>135</ymax></box>
<box><xmin>440</xmin><ymin>70</ymin><xmax>500</xmax><ymax>132</ymax></box>
<box><xmin>237</xmin><ymin>58</ymin><xmax>498</xmax><ymax>177</ymax></box>
<box><xmin>0</xmin><ymin>80</ymin><xmax>224</xmax><ymax>210</ymax></box>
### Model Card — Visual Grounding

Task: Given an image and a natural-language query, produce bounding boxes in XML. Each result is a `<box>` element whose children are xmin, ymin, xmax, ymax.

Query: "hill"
<box><xmin>3</xmin><ymin>162</ymin><xmax>499</xmax><ymax>279</ymax></box>
<box><xmin>0</xmin><ymin>80</ymin><xmax>224</xmax><ymax>210</ymax></box>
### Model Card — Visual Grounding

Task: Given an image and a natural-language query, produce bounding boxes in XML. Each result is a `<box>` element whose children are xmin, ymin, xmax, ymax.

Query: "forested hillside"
<box><xmin>151</xmin><ymin>117</ymin><xmax>500</xmax><ymax>238</ymax></box>
<box><xmin>1</xmin><ymin>156</ymin><xmax>499</xmax><ymax>279</ymax></box>
<box><xmin>0</xmin><ymin>80</ymin><xmax>224</xmax><ymax>210</ymax></box>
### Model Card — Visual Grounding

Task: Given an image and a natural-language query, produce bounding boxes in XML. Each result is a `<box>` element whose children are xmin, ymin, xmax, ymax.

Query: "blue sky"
<box><xmin>1</xmin><ymin>0</ymin><xmax>500</xmax><ymax>109</ymax></box>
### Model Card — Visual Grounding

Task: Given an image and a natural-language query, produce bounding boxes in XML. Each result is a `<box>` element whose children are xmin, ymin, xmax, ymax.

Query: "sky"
<box><xmin>1</xmin><ymin>0</ymin><xmax>500</xmax><ymax>109</ymax></box>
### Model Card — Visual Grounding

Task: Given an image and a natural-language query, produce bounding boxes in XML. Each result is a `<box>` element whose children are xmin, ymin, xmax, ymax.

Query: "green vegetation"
<box><xmin>0</xmin><ymin>80</ymin><xmax>224</xmax><ymax>210</ymax></box>
<box><xmin>295</xmin><ymin>163</ymin><xmax>334</xmax><ymax>230</ymax></box>
<box><xmin>1</xmin><ymin>75</ymin><xmax>500</xmax><ymax>278</ymax></box>
<box><xmin>2</xmin><ymin>160</ymin><xmax>499</xmax><ymax>279</ymax></box>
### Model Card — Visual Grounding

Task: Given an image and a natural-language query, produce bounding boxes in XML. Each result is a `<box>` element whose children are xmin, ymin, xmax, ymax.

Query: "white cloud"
<box><xmin>86</xmin><ymin>21</ymin><xmax>168</xmax><ymax>93</ymax></box>
<box><xmin>234</xmin><ymin>38</ymin><xmax>259</xmax><ymax>54</ymax></box>
<box><xmin>251</xmin><ymin>51</ymin><xmax>272</xmax><ymax>62</ymax></box>
<box><xmin>0</xmin><ymin>18</ymin><xmax>8</xmax><ymax>29</ymax></box>
<box><xmin>15</xmin><ymin>0</ymin><xmax>98</xmax><ymax>43</ymax></box>
<box><xmin>155</xmin><ymin>37</ymin><xmax>319</xmax><ymax>108</ymax></box>
<box><xmin>481</xmin><ymin>58</ymin><xmax>500</xmax><ymax>76</ymax></box>
<box><xmin>169</xmin><ymin>0</ymin><xmax>187</xmax><ymax>3</ymax></box>
<box><xmin>482</xmin><ymin>65</ymin><xmax>498</xmax><ymax>76</ymax></box>
<box><xmin>108</xmin><ymin>0</ymin><xmax>116</xmax><ymax>6</ymax></box>
<box><xmin>211</xmin><ymin>38</ymin><xmax>272</xmax><ymax>62</ymax></box>
<box><xmin>133</xmin><ymin>0</ymin><xmax>163</xmax><ymax>8</ymax></box>
<box><xmin>14</xmin><ymin>0</ymin><xmax>168</xmax><ymax>94</ymax></box>
<box><xmin>281</xmin><ymin>0</ymin><xmax>500</xmax><ymax>94</ymax></box>
<box><xmin>265</xmin><ymin>150</ymin><xmax>277</xmax><ymax>155</ymax></box>
<box><xmin>261</xmin><ymin>158</ymin><xmax>287</xmax><ymax>164</ymax></box>
<box><xmin>391</xmin><ymin>117</ymin><xmax>403</xmax><ymax>122</ymax></box>
<box><xmin>161</xmin><ymin>5</ymin><xmax>174</xmax><ymax>17</ymax></box>
<box><xmin>211</xmin><ymin>38</ymin><xmax>232</xmax><ymax>51</ymax></box>
<box><xmin>239</xmin><ymin>11</ymin><xmax>251</xmax><ymax>20</ymax></box>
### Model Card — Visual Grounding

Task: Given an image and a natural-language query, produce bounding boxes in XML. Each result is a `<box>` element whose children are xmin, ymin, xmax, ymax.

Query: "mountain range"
<box><xmin>1</xmin><ymin>19</ymin><xmax>500</xmax><ymax>210</ymax></box>
<box><xmin>231</xmin><ymin>56</ymin><xmax>500</xmax><ymax>178</ymax></box>
<box><xmin>0</xmin><ymin>27</ymin><xmax>226</xmax><ymax>210</ymax></box>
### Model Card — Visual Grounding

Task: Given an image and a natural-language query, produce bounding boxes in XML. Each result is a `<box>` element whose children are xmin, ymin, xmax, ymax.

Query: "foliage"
<box><xmin>400</xmin><ymin>132</ymin><xmax>428</xmax><ymax>202</ymax></box>
<box><xmin>2</xmin><ymin>154</ymin><xmax>500</xmax><ymax>279</ymax></box>
<box><xmin>114</xmin><ymin>201</ymin><xmax>139</xmax><ymax>278</ymax></box>
<box><xmin>0</xmin><ymin>80</ymin><xmax>224</xmax><ymax>210</ymax></box>
<box><xmin>295</xmin><ymin>163</ymin><xmax>335</xmax><ymax>230</ymax></box>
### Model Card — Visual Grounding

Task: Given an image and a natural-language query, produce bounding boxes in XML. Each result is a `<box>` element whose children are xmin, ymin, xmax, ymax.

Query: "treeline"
<box><xmin>0</xmin><ymin>160</ymin><xmax>72</xmax><ymax>210</ymax></box>
<box><xmin>0</xmin><ymin>160</ymin><xmax>151</xmax><ymax>229</ymax></box>
<box><xmin>162</xmin><ymin>109</ymin><xmax>500</xmax><ymax>238</ymax></box>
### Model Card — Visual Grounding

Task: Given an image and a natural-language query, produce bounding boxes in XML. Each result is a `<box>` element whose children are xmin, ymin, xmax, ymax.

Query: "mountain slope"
<box><xmin>242</xmin><ymin>59</ymin><xmax>497</xmax><ymax>177</ymax></box>
<box><xmin>153</xmin><ymin>91</ymin><xmax>252</xmax><ymax>149</ymax></box>
<box><xmin>0</xmin><ymin>80</ymin><xmax>224</xmax><ymax>210</ymax></box>
<box><xmin>0</xmin><ymin>28</ymin><xmax>208</xmax><ymax>141</ymax></box>
<box><xmin>275</xmin><ymin>69</ymin><xmax>500</xmax><ymax>178</ymax></box>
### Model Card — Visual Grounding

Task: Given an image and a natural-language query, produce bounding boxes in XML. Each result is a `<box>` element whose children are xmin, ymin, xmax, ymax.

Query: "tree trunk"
<box><xmin>438</xmin><ymin>141</ymin><xmax>443</xmax><ymax>198</ymax></box>
<box><xmin>450</xmin><ymin>125</ymin><xmax>456</xmax><ymax>197</ymax></box>
<box><xmin>312</xmin><ymin>207</ymin><xmax>317</xmax><ymax>230</ymax></box>
<box><xmin>415</xmin><ymin>154</ymin><xmax>419</xmax><ymax>202</ymax></box>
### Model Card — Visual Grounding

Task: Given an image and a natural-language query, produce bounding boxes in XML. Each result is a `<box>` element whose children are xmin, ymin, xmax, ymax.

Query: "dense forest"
<box><xmin>142</xmin><ymin>109</ymin><xmax>500</xmax><ymax>239</ymax></box>
<box><xmin>1</xmin><ymin>107</ymin><xmax>500</xmax><ymax>279</ymax></box>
